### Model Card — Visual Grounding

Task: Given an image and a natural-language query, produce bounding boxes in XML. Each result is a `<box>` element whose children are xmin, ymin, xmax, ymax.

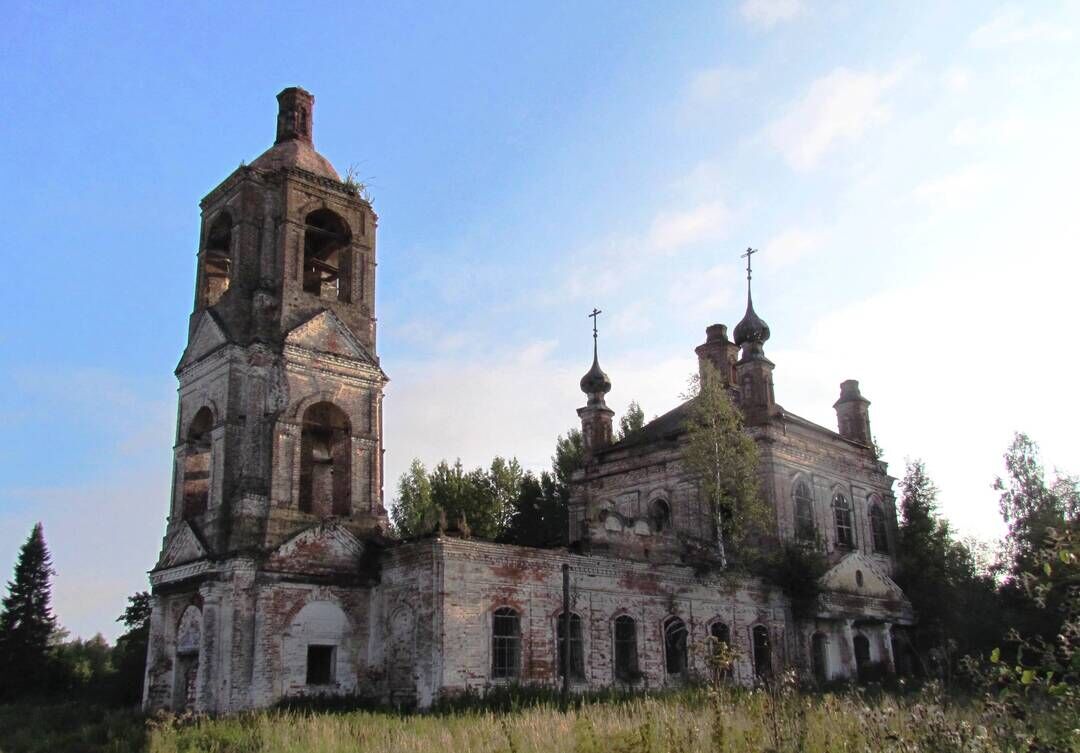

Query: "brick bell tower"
<box><xmin>143</xmin><ymin>88</ymin><xmax>388</xmax><ymax>713</ymax></box>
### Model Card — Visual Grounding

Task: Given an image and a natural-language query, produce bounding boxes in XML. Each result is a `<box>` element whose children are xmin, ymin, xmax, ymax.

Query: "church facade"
<box><xmin>143</xmin><ymin>89</ymin><xmax>914</xmax><ymax>714</ymax></box>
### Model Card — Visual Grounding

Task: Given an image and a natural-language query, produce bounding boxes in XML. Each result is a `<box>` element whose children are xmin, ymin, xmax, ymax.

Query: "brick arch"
<box><xmin>285</xmin><ymin>391</ymin><xmax>361</xmax><ymax>431</ymax></box>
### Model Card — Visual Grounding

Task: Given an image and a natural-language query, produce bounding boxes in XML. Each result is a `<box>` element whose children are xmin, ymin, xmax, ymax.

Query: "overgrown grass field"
<box><xmin>2</xmin><ymin>683</ymin><xmax>1076</xmax><ymax>753</ymax></box>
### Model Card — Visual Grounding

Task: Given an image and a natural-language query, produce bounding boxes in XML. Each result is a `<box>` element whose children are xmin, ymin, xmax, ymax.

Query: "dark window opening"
<box><xmin>303</xmin><ymin>209</ymin><xmax>352</xmax><ymax>301</ymax></box>
<box><xmin>794</xmin><ymin>481</ymin><xmax>815</xmax><ymax>541</ymax></box>
<box><xmin>199</xmin><ymin>213</ymin><xmax>231</xmax><ymax>308</ymax></box>
<box><xmin>557</xmin><ymin>612</ymin><xmax>585</xmax><ymax>680</ymax></box>
<box><xmin>613</xmin><ymin>615</ymin><xmax>638</xmax><ymax>681</ymax></box>
<box><xmin>306</xmin><ymin>644</ymin><xmax>335</xmax><ymax>685</ymax></box>
<box><xmin>492</xmin><ymin>607</ymin><xmax>520</xmax><ymax>680</ymax></box>
<box><xmin>663</xmin><ymin>616</ymin><xmax>688</xmax><ymax>675</ymax></box>
<box><xmin>650</xmin><ymin>499</ymin><xmax>671</xmax><ymax>533</ymax></box>
<box><xmin>853</xmin><ymin>634</ymin><xmax>870</xmax><ymax>680</ymax></box>
<box><xmin>855</xmin><ymin>569</ymin><xmax>864</xmax><ymax>588</ymax></box>
<box><xmin>753</xmin><ymin>625</ymin><xmax>772</xmax><ymax>678</ymax></box>
<box><xmin>870</xmin><ymin>505</ymin><xmax>889</xmax><ymax>553</ymax></box>
<box><xmin>708</xmin><ymin>621</ymin><xmax>731</xmax><ymax>681</ymax></box>
<box><xmin>182</xmin><ymin>407</ymin><xmax>213</xmax><ymax>518</ymax></box>
<box><xmin>299</xmin><ymin>402</ymin><xmax>351</xmax><ymax>517</ymax></box>
<box><xmin>833</xmin><ymin>493</ymin><xmax>855</xmax><ymax>549</ymax></box>
<box><xmin>811</xmin><ymin>633</ymin><xmax>828</xmax><ymax>683</ymax></box>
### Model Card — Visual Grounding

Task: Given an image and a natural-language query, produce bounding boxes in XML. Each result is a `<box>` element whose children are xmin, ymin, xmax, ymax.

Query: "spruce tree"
<box><xmin>0</xmin><ymin>523</ymin><xmax>58</xmax><ymax>698</ymax></box>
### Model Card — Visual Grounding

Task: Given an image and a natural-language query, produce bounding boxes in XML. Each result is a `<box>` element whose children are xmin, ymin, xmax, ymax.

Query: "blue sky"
<box><xmin>1</xmin><ymin>1</ymin><xmax>1078</xmax><ymax>640</ymax></box>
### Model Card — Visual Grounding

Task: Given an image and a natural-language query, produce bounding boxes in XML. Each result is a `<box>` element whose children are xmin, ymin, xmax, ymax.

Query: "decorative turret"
<box><xmin>577</xmin><ymin>308</ymin><xmax>614</xmax><ymax>459</ymax></box>
<box><xmin>733</xmin><ymin>248</ymin><xmax>776</xmax><ymax>424</ymax></box>
<box><xmin>695</xmin><ymin>324</ymin><xmax>739</xmax><ymax>387</ymax></box>
<box><xmin>834</xmin><ymin>379</ymin><xmax>872</xmax><ymax>446</ymax></box>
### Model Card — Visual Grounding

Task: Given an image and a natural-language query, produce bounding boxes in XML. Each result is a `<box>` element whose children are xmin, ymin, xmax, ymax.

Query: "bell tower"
<box><xmin>144</xmin><ymin>88</ymin><xmax>389</xmax><ymax>713</ymax></box>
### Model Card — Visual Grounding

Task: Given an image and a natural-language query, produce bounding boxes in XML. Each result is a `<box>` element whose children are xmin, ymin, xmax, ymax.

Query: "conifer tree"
<box><xmin>0</xmin><ymin>523</ymin><xmax>58</xmax><ymax>698</ymax></box>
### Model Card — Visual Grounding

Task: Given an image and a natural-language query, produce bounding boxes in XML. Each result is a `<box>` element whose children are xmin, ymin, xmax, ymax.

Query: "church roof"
<box><xmin>602</xmin><ymin>399</ymin><xmax>694</xmax><ymax>452</ymax></box>
<box><xmin>250</xmin><ymin>138</ymin><xmax>340</xmax><ymax>180</ymax></box>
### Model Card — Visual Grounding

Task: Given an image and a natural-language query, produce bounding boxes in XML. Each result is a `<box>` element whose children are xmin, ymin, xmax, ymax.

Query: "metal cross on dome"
<box><xmin>588</xmin><ymin>307</ymin><xmax>602</xmax><ymax>339</ymax></box>
<box><xmin>741</xmin><ymin>247</ymin><xmax>758</xmax><ymax>282</ymax></box>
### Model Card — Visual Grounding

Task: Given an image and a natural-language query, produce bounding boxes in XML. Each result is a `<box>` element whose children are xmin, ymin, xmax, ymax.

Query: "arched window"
<box><xmin>833</xmin><ymin>492</ymin><xmax>855</xmax><ymax>549</ymax></box>
<box><xmin>303</xmin><ymin>209</ymin><xmax>352</xmax><ymax>301</ymax></box>
<box><xmin>853</xmin><ymin>633</ymin><xmax>871</xmax><ymax>680</ymax></box>
<box><xmin>869</xmin><ymin>504</ymin><xmax>889</xmax><ymax>553</ymax></box>
<box><xmin>741</xmin><ymin>375</ymin><xmax>754</xmax><ymax>403</ymax></box>
<box><xmin>299</xmin><ymin>402</ymin><xmax>351</xmax><ymax>517</ymax></box>
<box><xmin>811</xmin><ymin>632</ymin><xmax>828</xmax><ymax>683</ymax></box>
<box><xmin>855</xmin><ymin>569</ymin><xmax>864</xmax><ymax>588</ymax></box>
<box><xmin>557</xmin><ymin>612</ymin><xmax>585</xmax><ymax>680</ymax></box>
<box><xmin>650</xmin><ymin>498</ymin><xmax>671</xmax><ymax>533</ymax></box>
<box><xmin>708</xmin><ymin>621</ymin><xmax>732</xmax><ymax>681</ymax></box>
<box><xmin>794</xmin><ymin>480</ymin><xmax>815</xmax><ymax>541</ymax></box>
<box><xmin>174</xmin><ymin>605</ymin><xmax>201</xmax><ymax>711</ymax></box>
<box><xmin>199</xmin><ymin>213</ymin><xmax>231</xmax><ymax>308</ymax></box>
<box><xmin>663</xmin><ymin>616</ymin><xmax>688</xmax><ymax>675</ymax></box>
<box><xmin>285</xmin><ymin>600</ymin><xmax>351</xmax><ymax>691</ymax></box>
<box><xmin>613</xmin><ymin>615</ymin><xmax>638</xmax><ymax>681</ymax></box>
<box><xmin>752</xmin><ymin>624</ymin><xmax>772</xmax><ymax>678</ymax></box>
<box><xmin>182</xmin><ymin>407</ymin><xmax>213</xmax><ymax>518</ymax></box>
<box><xmin>491</xmin><ymin>607</ymin><xmax>520</xmax><ymax>680</ymax></box>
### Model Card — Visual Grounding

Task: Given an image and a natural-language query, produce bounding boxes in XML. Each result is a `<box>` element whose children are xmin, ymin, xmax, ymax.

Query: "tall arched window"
<box><xmin>853</xmin><ymin>634</ymin><xmax>871</xmax><ymax>680</ymax></box>
<box><xmin>174</xmin><ymin>605</ymin><xmax>202</xmax><ymax>711</ymax></box>
<box><xmin>752</xmin><ymin>625</ymin><xmax>772</xmax><ymax>678</ymax></box>
<box><xmin>182</xmin><ymin>407</ymin><xmax>213</xmax><ymax>518</ymax></box>
<box><xmin>613</xmin><ymin>615</ymin><xmax>638</xmax><ymax>681</ymax></box>
<box><xmin>650</xmin><ymin>498</ymin><xmax>671</xmax><ymax>533</ymax></box>
<box><xmin>794</xmin><ymin>480</ymin><xmax>815</xmax><ymax>541</ymax></box>
<box><xmin>833</xmin><ymin>492</ymin><xmax>855</xmax><ymax>548</ymax></box>
<box><xmin>491</xmin><ymin>607</ymin><xmax>520</xmax><ymax>680</ymax></box>
<box><xmin>663</xmin><ymin>616</ymin><xmax>688</xmax><ymax>675</ymax></box>
<box><xmin>811</xmin><ymin>632</ymin><xmax>828</xmax><ymax>683</ymax></box>
<box><xmin>708</xmin><ymin>621</ymin><xmax>732</xmax><ymax>681</ymax></box>
<box><xmin>557</xmin><ymin>612</ymin><xmax>585</xmax><ymax>680</ymax></box>
<box><xmin>299</xmin><ymin>402</ymin><xmax>351</xmax><ymax>517</ymax></box>
<box><xmin>303</xmin><ymin>209</ymin><xmax>351</xmax><ymax>301</ymax></box>
<box><xmin>869</xmin><ymin>504</ymin><xmax>889</xmax><ymax>553</ymax></box>
<box><xmin>199</xmin><ymin>213</ymin><xmax>231</xmax><ymax>308</ymax></box>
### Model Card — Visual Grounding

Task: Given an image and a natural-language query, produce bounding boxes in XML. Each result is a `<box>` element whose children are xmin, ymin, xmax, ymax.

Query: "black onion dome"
<box><xmin>733</xmin><ymin>293</ymin><xmax>770</xmax><ymax>346</ymax></box>
<box><xmin>580</xmin><ymin>352</ymin><xmax>612</xmax><ymax>396</ymax></box>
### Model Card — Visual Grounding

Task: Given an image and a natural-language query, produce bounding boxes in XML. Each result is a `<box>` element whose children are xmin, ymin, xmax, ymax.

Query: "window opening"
<box><xmin>650</xmin><ymin>499</ymin><xmax>671</xmax><ymax>533</ymax></box>
<box><xmin>199</xmin><ymin>214</ymin><xmax>231</xmax><ymax>308</ymax></box>
<box><xmin>855</xmin><ymin>570</ymin><xmax>864</xmax><ymax>587</ymax></box>
<box><xmin>613</xmin><ymin>615</ymin><xmax>638</xmax><ymax>681</ymax></box>
<box><xmin>708</xmin><ymin>621</ymin><xmax>731</xmax><ymax>681</ymax></box>
<box><xmin>853</xmin><ymin>634</ymin><xmax>871</xmax><ymax>680</ymax></box>
<box><xmin>753</xmin><ymin>625</ymin><xmax>772</xmax><ymax>678</ymax></box>
<box><xmin>182</xmin><ymin>407</ymin><xmax>213</xmax><ymax>518</ymax></box>
<box><xmin>557</xmin><ymin>612</ymin><xmax>585</xmax><ymax>680</ymax></box>
<box><xmin>870</xmin><ymin>504</ymin><xmax>889</xmax><ymax>553</ymax></box>
<box><xmin>303</xmin><ymin>210</ymin><xmax>351</xmax><ymax>301</ymax></box>
<box><xmin>491</xmin><ymin>607</ymin><xmax>520</xmax><ymax>679</ymax></box>
<box><xmin>794</xmin><ymin>481</ymin><xmax>815</xmax><ymax>541</ymax></box>
<box><xmin>811</xmin><ymin>633</ymin><xmax>828</xmax><ymax>683</ymax></box>
<box><xmin>306</xmin><ymin>644</ymin><xmax>335</xmax><ymax>685</ymax></box>
<box><xmin>663</xmin><ymin>616</ymin><xmax>688</xmax><ymax>675</ymax></box>
<box><xmin>299</xmin><ymin>402</ymin><xmax>351</xmax><ymax>517</ymax></box>
<box><xmin>833</xmin><ymin>492</ymin><xmax>855</xmax><ymax>548</ymax></box>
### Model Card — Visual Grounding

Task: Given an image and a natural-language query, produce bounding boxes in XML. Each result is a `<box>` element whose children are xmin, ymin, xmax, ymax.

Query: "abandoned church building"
<box><xmin>143</xmin><ymin>88</ymin><xmax>915</xmax><ymax>713</ymax></box>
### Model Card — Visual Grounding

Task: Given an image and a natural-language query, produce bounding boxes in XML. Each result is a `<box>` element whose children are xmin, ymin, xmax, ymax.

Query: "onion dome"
<box><xmin>580</xmin><ymin>347</ymin><xmax>612</xmax><ymax>397</ymax></box>
<box><xmin>733</xmin><ymin>290</ymin><xmax>770</xmax><ymax>347</ymax></box>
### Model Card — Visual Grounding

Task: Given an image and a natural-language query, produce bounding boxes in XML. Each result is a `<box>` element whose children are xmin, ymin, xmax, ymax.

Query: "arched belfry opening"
<box><xmin>299</xmin><ymin>402</ymin><xmax>352</xmax><ymax>517</ymax></box>
<box><xmin>182</xmin><ymin>407</ymin><xmax>214</xmax><ymax>518</ymax></box>
<box><xmin>303</xmin><ymin>209</ymin><xmax>352</xmax><ymax>301</ymax></box>
<box><xmin>199</xmin><ymin>213</ymin><xmax>232</xmax><ymax>308</ymax></box>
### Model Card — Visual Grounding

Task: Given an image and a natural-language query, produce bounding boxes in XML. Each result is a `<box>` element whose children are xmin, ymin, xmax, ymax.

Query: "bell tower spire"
<box><xmin>578</xmin><ymin>308</ymin><xmax>614</xmax><ymax>460</ymax></box>
<box><xmin>733</xmin><ymin>248</ymin><xmax>776</xmax><ymax>424</ymax></box>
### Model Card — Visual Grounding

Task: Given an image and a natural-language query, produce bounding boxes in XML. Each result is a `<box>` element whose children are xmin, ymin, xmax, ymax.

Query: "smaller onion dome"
<box><xmin>580</xmin><ymin>349</ymin><xmax>612</xmax><ymax>397</ymax></box>
<box><xmin>733</xmin><ymin>292</ymin><xmax>770</xmax><ymax>347</ymax></box>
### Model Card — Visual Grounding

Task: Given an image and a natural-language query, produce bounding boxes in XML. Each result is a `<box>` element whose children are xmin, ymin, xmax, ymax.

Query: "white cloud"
<box><xmin>942</xmin><ymin>66</ymin><xmax>972</xmax><ymax>92</ymax></box>
<box><xmin>766</xmin><ymin>65</ymin><xmax>906</xmax><ymax>171</ymax></box>
<box><xmin>913</xmin><ymin>163</ymin><xmax>997</xmax><ymax>209</ymax></box>
<box><xmin>648</xmin><ymin>200</ymin><xmax>733</xmax><ymax>253</ymax></box>
<box><xmin>740</xmin><ymin>0</ymin><xmax>804</xmax><ymax>28</ymax></box>
<box><xmin>686</xmin><ymin>65</ymin><xmax>755</xmax><ymax>105</ymax></box>
<box><xmin>970</xmin><ymin>7</ymin><xmax>1074</xmax><ymax>49</ymax></box>
<box><xmin>668</xmin><ymin>262</ymin><xmax>740</xmax><ymax>320</ymax></box>
<box><xmin>950</xmin><ymin>117</ymin><xmax>1030</xmax><ymax>148</ymax></box>
<box><xmin>762</xmin><ymin>227</ymin><xmax>828</xmax><ymax>270</ymax></box>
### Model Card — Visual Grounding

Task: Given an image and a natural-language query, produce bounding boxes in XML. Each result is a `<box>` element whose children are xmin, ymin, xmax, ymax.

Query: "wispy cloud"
<box><xmin>739</xmin><ymin>0</ymin><xmax>804</xmax><ymax>28</ymax></box>
<box><xmin>913</xmin><ymin>163</ymin><xmax>997</xmax><ymax>210</ymax></box>
<box><xmin>648</xmin><ymin>200</ymin><xmax>733</xmax><ymax>253</ymax></box>
<box><xmin>762</xmin><ymin>227</ymin><xmax>828</xmax><ymax>270</ymax></box>
<box><xmin>970</xmin><ymin>7</ymin><xmax>1074</xmax><ymax>49</ymax></box>
<box><xmin>766</xmin><ymin>65</ymin><xmax>907</xmax><ymax>171</ymax></box>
